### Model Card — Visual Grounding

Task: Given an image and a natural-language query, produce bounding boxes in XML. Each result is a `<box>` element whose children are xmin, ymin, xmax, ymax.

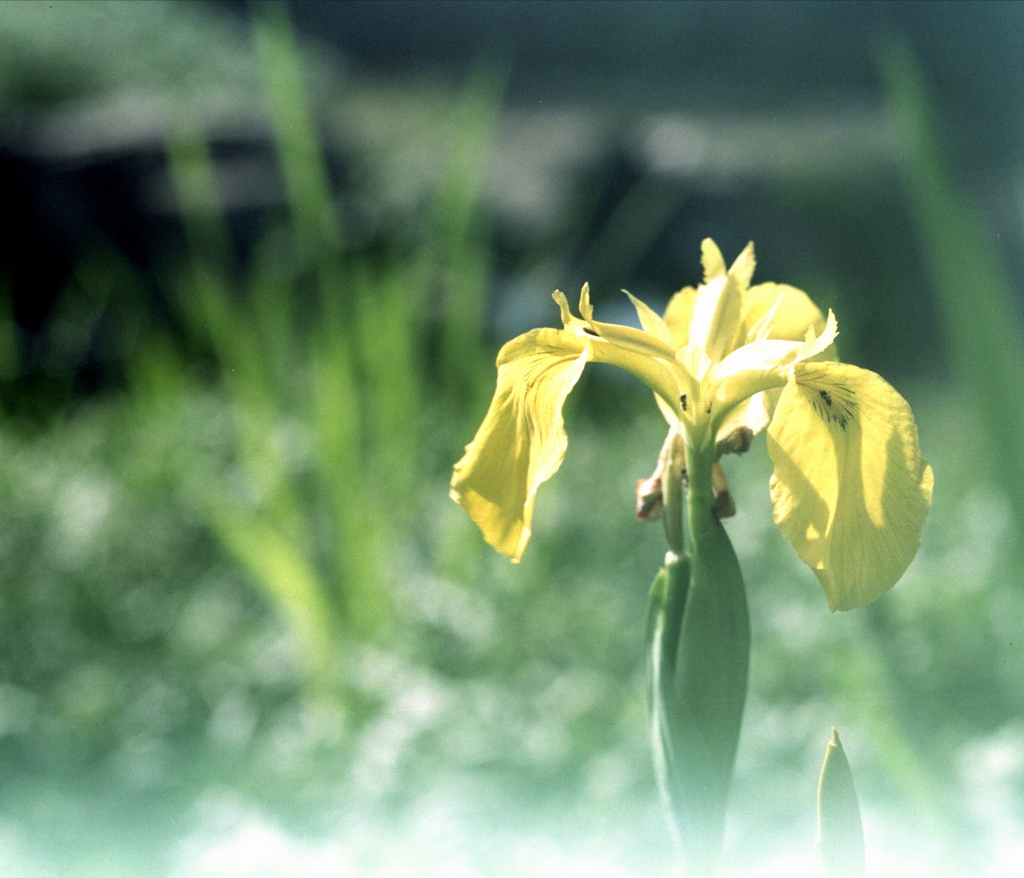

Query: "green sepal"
<box><xmin>814</xmin><ymin>728</ymin><xmax>865</xmax><ymax>878</ymax></box>
<box><xmin>645</xmin><ymin>555</ymin><xmax>690</xmax><ymax>710</ymax></box>
<box><xmin>646</xmin><ymin>516</ymin><xmax>750</xmax><ymax>877</ymax></box>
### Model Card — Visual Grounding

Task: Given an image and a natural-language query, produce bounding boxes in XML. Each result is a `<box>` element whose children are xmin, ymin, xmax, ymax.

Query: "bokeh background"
<box><xmin>1</xmin><ymin>1</ymin><xmax>1023</xmax><ymax>875</ymax></box>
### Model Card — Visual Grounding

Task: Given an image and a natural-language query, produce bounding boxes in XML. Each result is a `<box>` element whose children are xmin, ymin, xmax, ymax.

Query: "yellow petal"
<box><xmin>556</xmin><ymin>288</ymin><xmax>679</xmax><ymax>364</ymax></box>
<box><xmin>578</xmin><ymin>282</ymin><xmax>596</xmax><ymax>322</ymax></box>
<box><xmin>677</xmin><ymin>343</ymin><xmax>711</xmax><ymax>387</ymax></box>
<box><xmin>625</xmin><ymin>290</ymin><xmax>672</xmax><ymax>344</ymax></box>
<box><xmin>654</xmin><ymin>391</ymin><xmax>679</xmax><ymax>426</ymax></box>
<box><xmin>743</xmin><ymin>282</ymin><xmax>825</xmax><ymax>342</ymax></box>
<box><xmin>728</xmin><ymin>240</ymin><xmax>756</xmax><ymax>291</ymax></box>
<box><xmin>715</xmin><ymin>390</ymin><xmax>774</xmax><ymax>445</ymax></box>
<box><xmin>767</xmin><ymin>362</ymin><xmax>933</xmax><ymax>610</ymax></box>
<box><xmin>708</xmin><ymin>311</ymin><xmax>838</xmax><ymax>426</ymax></box>
<box><xmin>450</xmin><ymin>328</ymin><xmax>589</xmax><ymax>561</ymax></box>
<box><xmin>626</xmin><ymin>290</ymin><xmax>689</xmax><ymax>422</ymax></box>
<box><xmin>553</xmin><ymin>289</ymin><xmax>579</xmax><ymax>329</ymax></box>
<box><xmin>689</xmin><ymin>242</ymin><xmax>764</xmax><ymax>363</ymax></box>
<box><xmin>701</xmin><ymin>238</ymin><xmax>727</xmax><ymax>281</ymax></box>
<box><xmin>689</xmin><ymin>274</ymin><xmax>743</xmax><ymax>363</ymax></box>
<box><xmin>664</xmin><ymin>286</ymin><xmax>697</xmax><ymax>350</ymax></box>
<box><xmin>588</xmin><ymin>336</ymin><xmax>686</xmax><ymax>418</ymax></box>
<box><xmin>556</xmin><ymin>287</ymin><xmax>686</xmax><ymax>416</ymax></box>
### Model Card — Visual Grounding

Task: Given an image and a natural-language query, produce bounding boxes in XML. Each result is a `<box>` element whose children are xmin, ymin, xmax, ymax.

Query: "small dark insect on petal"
<box><xmin>680</xmin><ymin>393</ymin><xmax>687</xmax><ymax>412</ymax></box>
<box><xmin>810</xmin><ymin>384</ymin><xmax>853</xmax><ymax>429</ymax></box>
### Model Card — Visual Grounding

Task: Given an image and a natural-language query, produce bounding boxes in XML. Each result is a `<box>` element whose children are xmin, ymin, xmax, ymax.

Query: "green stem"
<box><xmin>685</xmin><ymin>438</ymin><xmax>716</xmax><ymax>554</ymax></box>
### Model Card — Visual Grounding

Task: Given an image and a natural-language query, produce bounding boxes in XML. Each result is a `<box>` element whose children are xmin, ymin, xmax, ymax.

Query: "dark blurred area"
<box><xmin>4</xmin><ymin>0</ymin><xmax>1024</xmax><ymax>410</ymax></box>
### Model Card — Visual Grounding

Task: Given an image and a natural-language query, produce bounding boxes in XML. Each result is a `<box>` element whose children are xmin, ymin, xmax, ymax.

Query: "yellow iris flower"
<box><xmin>451</xmin><ymin>239</ymin><xmax>933</xmax><ymax>610</ymax></box>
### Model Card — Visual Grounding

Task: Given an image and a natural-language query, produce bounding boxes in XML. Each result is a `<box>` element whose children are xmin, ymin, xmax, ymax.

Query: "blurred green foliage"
<box><xmin>883</xmin><ymin>40</ymin><xmax>1024</xmax><ymax>546</ymax></box>
<box><xmin>140</xmin><ymin>5</ymin><xmax>504</xmax><ymax>682</ymax></box>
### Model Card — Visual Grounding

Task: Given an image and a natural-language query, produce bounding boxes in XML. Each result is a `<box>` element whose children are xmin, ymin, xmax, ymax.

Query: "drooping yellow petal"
<box><xmin>624</xmin><ymin>290</ymin><xmax>686</xmax><ymax>424</ymax></box>
<box><xmin>450</xmin><ymin>328</ymin><xmax>589</xmax><ymax>561</ymax></box>
<box><xmin>767</xmin><ymin>362</ymin><xmax>933</xmax><ymax>610</ymax></box>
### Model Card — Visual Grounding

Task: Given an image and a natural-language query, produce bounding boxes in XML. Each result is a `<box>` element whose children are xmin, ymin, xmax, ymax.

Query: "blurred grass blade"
<box><xmin>814</xmin><ymin>728</ymin><xmax>865</xmax><ymax>878</ymax></box>
<box><xmin>207</xmin><ymin>504</ymin><xmax>335</xmax><ymax>681</ymax></box>
<box><xmin>191</xmin><ymin>266</ymin><xmax>304</xmax><ymax>532</ymax></box>
<box><xmin>881</xmin><ymin>41</ymin><xmax>1024</xmax><ymax>539</ymax></box>
<box><xmin>165</xmin><ymin>100</ymin><xmax>329</xmax><ymax>667</ymax></box>
<box><xmin>165</xmin><ymin>115</ymin><xmax>235</xmax><ymax>268</ymax></box>
<box><xmin>246</xmin><ymin>233</ymin><xmax>299</xmax><ymax>396</ymax></box>
<box><xmin>353</xmin><ymin>264</ymin><xmax>421</xmax><ymax>514</ymax></box>
<box><xmin>250</xmin><ymin>2</ymin><xmax>393</xmax><ymax>635</ymax></box>
<box><xmin>433</xmin><ymin>66</ymin><xmax>505</xmax><ymax>410</ymax></box>
<box><xmin>310</xmin><ymin>318</ymin><xmax>389</xmax><ymax>634</ymax></box>
<box><xmin>251</xmin><ymin>1</ymin><xmax>343</xmax><ymax>273</ymax></box>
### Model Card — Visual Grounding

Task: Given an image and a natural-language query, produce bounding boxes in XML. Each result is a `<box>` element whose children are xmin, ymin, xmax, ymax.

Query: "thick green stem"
<box><xmin>684</xmin><ymin>439</ymin><xmax>716</xmax><ymax>555</ymax></box>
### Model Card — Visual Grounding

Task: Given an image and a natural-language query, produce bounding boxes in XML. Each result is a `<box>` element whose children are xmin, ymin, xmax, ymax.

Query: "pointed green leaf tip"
<box><xmin>814</xmin><ymin>728</ymin><xmax>865</xmax><ymax>878</ymax></box>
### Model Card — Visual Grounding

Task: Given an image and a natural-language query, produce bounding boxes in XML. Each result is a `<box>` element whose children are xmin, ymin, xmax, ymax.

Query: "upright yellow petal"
<box><xmin>701</xmin><ymin>238</ymin><xmax>727</xmax><ymax>280</ymax></box>
<box><xmin>728</xmin><ymin>240</ymin><xmax>756</xmax><ymax>291</ymax></box>
<box><xmin>625</xmin><ymin>290</ymin><xmax>672</xmax><ymax>344</ymax></box>
<box><xmin>743</xmin><ymin>282</ymin><xmax>825</xmax><ymax>342</ymax></box>
<box><xmin>664</xmin><ymin>286</ymin><xmax>697</xmax><ymax>350</ymax></box>
<box><xmin>688</xmin><ymin>240</ymin><xmax>761</xmax><ymax>363</ymax></box>
<box><xmin>689</xmin><ymin>274</ymin><xmax>743</xmax><ymax>363</ymax></box>
<box><xmin>450</xmin><ymin>328</ymin><xmax>589</xmax><ymax>561</ymax></box>
<box><xmin>767</xmin><ymin>362</ymin><xmax>933</xmax><ymax>610</ymax></box>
